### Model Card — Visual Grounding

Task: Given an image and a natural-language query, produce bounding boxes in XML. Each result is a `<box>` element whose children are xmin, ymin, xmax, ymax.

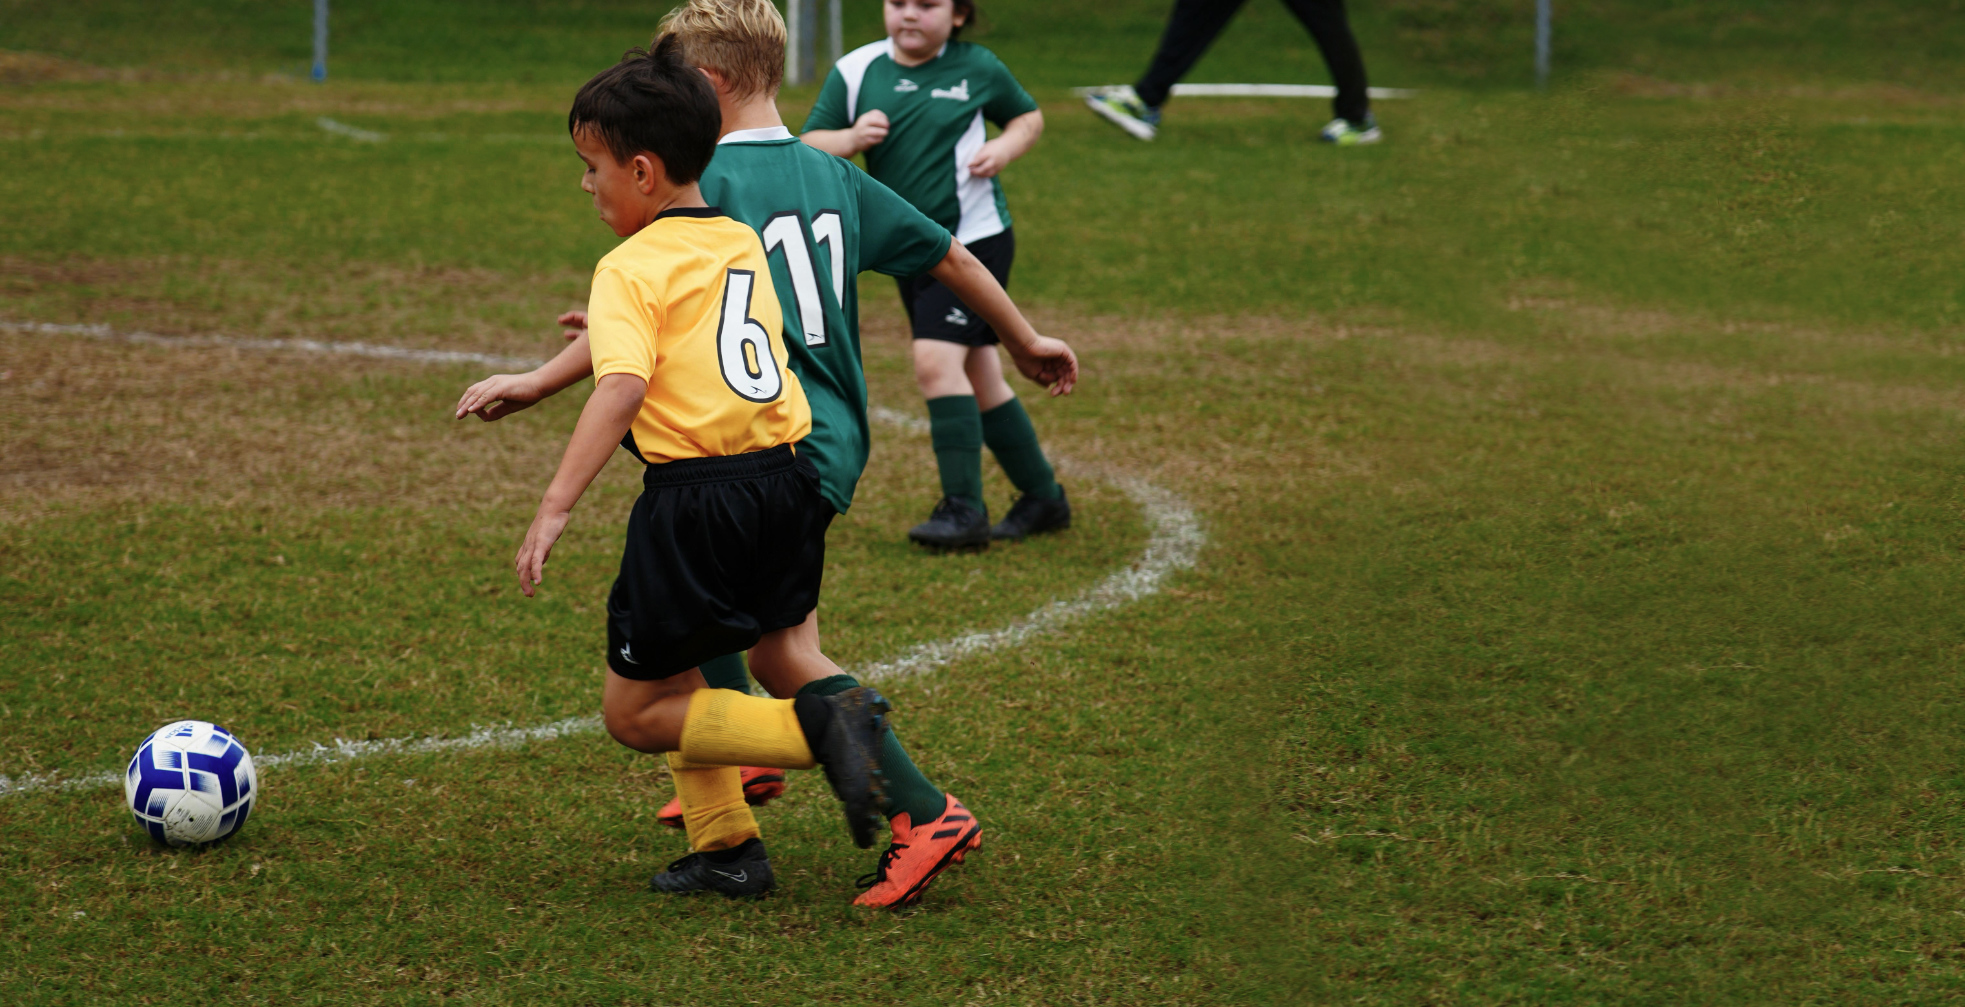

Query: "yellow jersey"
<box><xmin>587</xmin><ymin>207</ymin><xmax>813</xmax><ymax>464</ymax></box>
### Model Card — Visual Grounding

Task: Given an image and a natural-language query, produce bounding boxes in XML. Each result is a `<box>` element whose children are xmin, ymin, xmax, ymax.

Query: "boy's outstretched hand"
<box><xmin>456</xmin><ymin>311</ymin><xmax>596</xmax><ymax>421</ymax></box>
<box><xmin>455</xmin><ymin>373</ymin><xmax>547</xmax><ymax>421</ymax></box>
<box><xmin>1006</xmin><ymin>334</ymin><xmax>1079</xmax><ymax>396</ymax></box>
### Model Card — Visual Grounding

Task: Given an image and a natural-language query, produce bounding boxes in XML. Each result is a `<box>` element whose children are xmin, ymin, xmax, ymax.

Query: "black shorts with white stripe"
<box><xmin>895</xmin><ymin>228</ymin><xmax>1014</xmax><ymax>347</ymax></box>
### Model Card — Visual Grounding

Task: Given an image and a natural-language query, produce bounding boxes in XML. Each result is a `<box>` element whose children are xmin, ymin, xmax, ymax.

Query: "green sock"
<box><xmin>699</xmin><ymin>652</ymin><xmax>753</xmax><ymax>694</ymax></box>
<box><xmin>796</xmin><ymin>675</ymin><xmax>949</xmax><ymax>825</ymax></box>
<box><xmin>925</xmin><ymin>395</ymin><xmax>985</xmax><ymax>509</ymax></box>
<box><xmin>979</xmin><ymin>398</ymin><xmax>1061</xmax><ymax>500</ymax></box>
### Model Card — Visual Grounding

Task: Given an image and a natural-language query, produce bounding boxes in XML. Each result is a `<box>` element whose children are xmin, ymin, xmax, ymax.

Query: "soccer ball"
<box><xmin>124</xmin><ymin>720</ymin><xmax>258</xmax><ymax>847</ymax></box>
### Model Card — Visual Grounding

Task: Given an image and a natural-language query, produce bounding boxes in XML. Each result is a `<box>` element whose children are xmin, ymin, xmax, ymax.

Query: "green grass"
<box><xmin>6</xmin><ymin>0</ymin><xmax>1965</xmax><ymax>1003</ymax></box>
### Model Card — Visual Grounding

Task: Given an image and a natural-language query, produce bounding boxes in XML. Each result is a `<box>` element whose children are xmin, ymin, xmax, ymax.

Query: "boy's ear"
<box><xmin>699</xmin><ymin>66</ymin><xmax>730</xmax><ymax>96</ymax></box>
<box><xmin>631</xmin><ymin>152</ymin><xmax>668</xmax><ymax>194</ymax></box>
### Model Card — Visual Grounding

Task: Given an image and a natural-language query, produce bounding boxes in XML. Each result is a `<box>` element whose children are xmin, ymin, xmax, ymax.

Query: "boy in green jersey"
<box><xmin>803</xmin><ymin>0</ymin><xmax>1070</xmax><ymax>550</ymax></box>
<box><xmin>455</xmin><ymin>0</ymin><xmax>1078</xmax><ymax>908</ymax></box>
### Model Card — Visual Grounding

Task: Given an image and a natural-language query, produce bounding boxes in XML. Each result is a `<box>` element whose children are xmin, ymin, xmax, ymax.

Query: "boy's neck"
<box><xmin>718</xmin><ymin>91</ymin><xmax>787</xmax><ymax>137</ymax></box>
<box><xmin>635</xmin><ymin>183</ymin><xmax>709</xmax><ymax>230</ymax></box>
<box><xmin>890</xmin><ymin>40</ymin><xmax>944</xmax><ymax>68</ymax></box>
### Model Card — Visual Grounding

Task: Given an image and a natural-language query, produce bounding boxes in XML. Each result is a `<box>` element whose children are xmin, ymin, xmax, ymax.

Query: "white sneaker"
<box><xmin>1084</xmin><ymin>85</ymin><xmax>1160</xmax><ymax>141</ymax></box>
<box><xmin>1319</xmin><ymin>114</ymin><xmax>1381</xmax><ymax>146</ymax></box>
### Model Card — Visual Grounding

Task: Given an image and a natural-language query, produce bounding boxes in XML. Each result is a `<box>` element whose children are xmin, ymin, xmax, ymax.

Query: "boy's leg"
<box><xmin>660</xmin><ymin>651</ymin><xmax>786</xmax><ymax>831</ymax></box>
<box><xmin>1279</xmin><ymin>0</ymin><xmax>1371</xmax><ymax>124</ymax></box>
<box><xmin>971</xmin><ymin>352</ymin><xmax>1061</xmax><ymax>503</ymax></box>
<box><xmin>925</xmin><ymin>388</ymin><xmax>986</xmax><ymax>509</ymax></box>
<box><xmin>1135</xmin><ymin>0</ymin><xmax>1250</xmax><ymax>108</ymax></box>
<box><xmin>659</xmin><ymin>650</ymin><xmax>786</xmax><ymax>829</ymax></box>
<box><xmin>795</xmin><ymin>673</ymin><xmax>947</xmax><ymax>826</ymax></box>
<box><xmin>750</xmin><ymin>613</ymin><xmax>982</xmax><ymax>909</ymax></box>
<box><xmin>910</xmin><ymin>340</ymin><xmax>992</xmax><ymax>548</ymax></box>
<box><xmin>665</xmin><ymin>752</ymin><xmax>759</xmax><ymax>852</ymax></box>
<box><xmin>698</xmin><ymin>651</ymin><xmax>753</xmax><ymax>693</ymax></box>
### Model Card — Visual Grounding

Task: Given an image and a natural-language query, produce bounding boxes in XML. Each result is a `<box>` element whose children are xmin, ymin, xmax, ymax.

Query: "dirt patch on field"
<box><xmin>4</xmin><ymin>293</ymin><xmax>1958</xmax><ymax>526</ymax></box>
<box><xmin>0</xmin><ymin>255</ymin><xmax>589</xmax><ymax>358</ymax></box>
<box><xmin>0</xmin><ymin>50</ymin><xmax>141</xmax><ymax>86</ymax></box>
<box><xmin>0</xmin><ymin>332</ymin><xmax>584</xmax><ymax>524</ymax></box>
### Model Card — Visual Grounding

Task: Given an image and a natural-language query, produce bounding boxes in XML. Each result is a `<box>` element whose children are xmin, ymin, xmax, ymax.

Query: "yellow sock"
<box><xmin>678</xmin><ymin>689</ymin><xmax>817</xmax><ymax>770</ymax></box>
<box><xmin>665</xmin><ymin>752</ymin><xmax>759</xmax><ymax>853</ymax></box>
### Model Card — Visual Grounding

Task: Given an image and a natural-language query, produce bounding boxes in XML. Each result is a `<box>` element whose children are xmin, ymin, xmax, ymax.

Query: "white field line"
<box><xmin>316</xmin><ymin>117</ymin><xmax>387</xmax><ymax>143</ymax></box>
<box><xmin>0</xmin><ymin>320</ymin><xmax>540</xmax><ymax>370</ymax></box>
<box><xmin>0</xmin><ymin>327</ymin><xmax>1204</xmax><ymax>799</ymax></box>
<box><xmin>1074</xmin><ymin>83</ymin><xmax>1418</xmax><ymax>99</ymax></box>
<box><xmin>0</xmin><ymin>718</ymin><xmax>606</xmax><ymax>799</ymax></box>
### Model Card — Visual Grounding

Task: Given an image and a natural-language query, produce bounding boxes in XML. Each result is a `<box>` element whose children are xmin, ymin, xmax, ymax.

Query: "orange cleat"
<box><xmin>852</xmin><ymin>795</ymin><xmax>983</xmax><ymax>908</ymax></box>
<box><xmin>657</xmin><ymin>766</ymin><xmax>788</xmax><ymax>829</ymax></box>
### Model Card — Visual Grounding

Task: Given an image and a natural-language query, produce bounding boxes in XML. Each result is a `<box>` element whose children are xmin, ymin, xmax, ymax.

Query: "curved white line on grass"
<box><xmin>0</xmin><ymin>328</ymin><xmax>1204</xmax><ymax>797</ymax></box>
<box><xmin>853</xmin><ymin>407</ymin><xmax>1204</xmax><ymax>682</ymax></box>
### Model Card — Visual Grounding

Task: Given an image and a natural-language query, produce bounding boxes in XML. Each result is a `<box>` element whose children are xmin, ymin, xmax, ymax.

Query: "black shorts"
<box><xmin>605</xmin><ymin>444</ymin><xmax>834</xmax><ymax>681</ymax></box>
<box><xmin>896</xmin><ymin>228</ymin><xmax>1014</xmax><ymax>347</ymax></box>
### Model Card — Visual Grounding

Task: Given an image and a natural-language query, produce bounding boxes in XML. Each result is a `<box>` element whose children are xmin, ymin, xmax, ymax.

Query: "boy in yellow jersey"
<box><xmin>514</xmin><ymin>39</ymin><xmax>898</xmax><ymax>899</ymax></box>
<box><xmin>462</xmin><ymin>0</ymin><xmax>1075</xmax><ymax>909</ymax></box>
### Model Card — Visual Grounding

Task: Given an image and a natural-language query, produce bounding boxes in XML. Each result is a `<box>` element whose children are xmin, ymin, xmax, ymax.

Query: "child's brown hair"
<box><xmin>654</xmin><ymin>0</ymin><xmax>786</xmax><ymax>101</ymax></box>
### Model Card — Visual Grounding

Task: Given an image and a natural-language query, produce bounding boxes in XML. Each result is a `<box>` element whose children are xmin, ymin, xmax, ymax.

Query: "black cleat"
<box><xmin>907</xmin><ymin>496</ymin><xmax>991</xmax><ymax>549</ymax></box>
<box><xmin>805</xmin><ymin>687</ymin><xmax>892</xmax><ymax>848</ymax></box>
<box><xmin>990</xmin><ymin>486</ymin><xmax>1071</xmax><ymax>541</ymax></box>
<box><xmin>649</xmin><ymin>837</ymin><xmax>775</xmax><ymax>899</ymax></box>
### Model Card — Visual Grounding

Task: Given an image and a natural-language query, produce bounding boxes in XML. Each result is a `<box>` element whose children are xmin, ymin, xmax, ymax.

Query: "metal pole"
<box><xmin>1534</xmin><ymin>0</ymin><xmax>1551</xmax><ymax>89</ymax></box>
<box><xmin>798</xmin><ymin>0</ymin><xmax>818</xmax><ymax>86</ymax></box>
<box><xmin>785</xmin><ymin>0</ymin><xmax>806</xmax><ymax>85</ymax></box>
<box><xmin>827</xmin><ymin>0</ymin><xmax>843</xmax><ymax>72</ymax></box>
<box><xmin>312</xmin><ymin>0</ymin><xmax>329</xmax><ymax>82</ymax></box>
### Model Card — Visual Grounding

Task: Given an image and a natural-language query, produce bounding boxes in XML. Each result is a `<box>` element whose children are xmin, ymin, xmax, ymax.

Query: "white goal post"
<box><xmin>784</xmin><ymin>0</ymin><xmax>844</xmax><ymax>86</ymax></box>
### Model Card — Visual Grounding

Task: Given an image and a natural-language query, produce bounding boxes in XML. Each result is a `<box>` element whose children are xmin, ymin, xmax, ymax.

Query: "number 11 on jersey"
<box><xmin>760</xmin><ymin>210</ymin><xmax>845</xmax><ymax>348</ymax></box>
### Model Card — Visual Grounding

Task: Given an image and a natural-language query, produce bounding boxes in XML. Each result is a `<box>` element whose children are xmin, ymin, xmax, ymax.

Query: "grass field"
<box><xmin>5</xmin><ymin>1</ymin><xmax>1965</xmax><ymax>1003</ymax></box>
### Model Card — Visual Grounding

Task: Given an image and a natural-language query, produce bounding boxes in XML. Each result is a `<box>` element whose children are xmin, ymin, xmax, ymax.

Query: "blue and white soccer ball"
<box><xmin>124</xmin><ymin>720</ymin><xmax>258</xmax><ymax>847</ymax></box>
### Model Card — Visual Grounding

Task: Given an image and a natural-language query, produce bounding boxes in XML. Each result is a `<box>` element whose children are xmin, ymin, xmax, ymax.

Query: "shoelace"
<box><xmin>855</xmin><ymin>840</ymin><xmax>909</xmax><ymax>889</ymax></box>
<box><xmin>664</xmin><ymin>852</ymin><xmax>703</xmax><ymax>875</ymax></box>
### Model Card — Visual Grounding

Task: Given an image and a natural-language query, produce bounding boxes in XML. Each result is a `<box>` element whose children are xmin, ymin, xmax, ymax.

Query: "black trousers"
<box><xmin>1133</xmin><ymin>0</ymin><xmax>1371</xmax><ymax>123</ymax></box>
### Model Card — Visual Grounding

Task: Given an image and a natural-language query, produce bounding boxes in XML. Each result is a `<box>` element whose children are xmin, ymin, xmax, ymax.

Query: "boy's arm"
<box><xmin>513</xmin><ymin>372</ymin><xmax>645</xmax><ymax>596</ymax></box>
<box><xmin>454</xmin><ymin>324</ymin><xmax>596</xmax><ymax>421</ymax></box>
<box><xmin>966</xmin><ymin>110</ymin><xmax>1043</xmax><ymax>179</ymax></box>
<box><xmin>802</xmin><ymin>110</ymin><xmax>890</xmax><ymax>158</ymax></box>
<box><xmin>927</xmin><ymin>241</ymin><xmax>1077</xmax><ymax>395</ymax></box>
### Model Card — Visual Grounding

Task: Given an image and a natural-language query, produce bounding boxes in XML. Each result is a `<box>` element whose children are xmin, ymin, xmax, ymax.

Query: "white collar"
<box><xmin>719</xmin><ymin>125</ymin><xmax>794</xmax><ymax>144</ymax></box>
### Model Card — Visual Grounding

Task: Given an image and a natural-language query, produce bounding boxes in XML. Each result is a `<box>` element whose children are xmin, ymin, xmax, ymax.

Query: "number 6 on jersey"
<box><xmin>716</xmin><ymin>269</ymin><xmax>784</xmax><ymax>403</ymax></box>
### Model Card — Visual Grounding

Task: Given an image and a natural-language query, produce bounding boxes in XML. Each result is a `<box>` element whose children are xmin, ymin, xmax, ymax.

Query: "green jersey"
<box><xmin>803</xmin><ymin>39</ymin><xmax>1039</xmax><ymax>245</ymax></box>
<box><xmin>697</xmin><ymin>127</ymin><xmax>953</xmax><ymax>513</ymax></box>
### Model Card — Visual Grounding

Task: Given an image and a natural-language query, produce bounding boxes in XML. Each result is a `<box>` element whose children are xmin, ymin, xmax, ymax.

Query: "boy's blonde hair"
<box><xmin>655</xmin><ymin>0</ymin><xmax>786</xmax><ymax>101</ymax></box>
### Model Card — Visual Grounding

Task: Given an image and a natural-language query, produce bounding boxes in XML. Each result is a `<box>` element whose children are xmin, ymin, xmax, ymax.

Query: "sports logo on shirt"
<box><xmin>930</xmin><ymin>79</ymin><xmax>970</xmax><ymax>101</ymax></box>
<box><xmin>894</xmin><ymin>79</ymin><xmax>919</xmax><ymax>93</ymax></box>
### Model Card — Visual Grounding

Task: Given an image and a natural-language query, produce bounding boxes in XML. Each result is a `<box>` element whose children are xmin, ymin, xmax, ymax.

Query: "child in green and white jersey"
<box><xmin>803</xmin><ymin>0</ymin><xmax>1068</xmax><ymax>550</ymax></box>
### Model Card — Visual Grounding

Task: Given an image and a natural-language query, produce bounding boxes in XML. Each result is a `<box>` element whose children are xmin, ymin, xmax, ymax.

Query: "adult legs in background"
<box><xmin>1279</xmin><ymin>0</ymin><xmax>1371</xmax><ymax>123</ymax></box>
<box><xmin>1131</xmin><ymin>0</ymin><xmax>1371</xmax><ymax>126</ymax></box>
<box><xmin>1133</xmin><ymin>0</ymin><xmax>1249</xmax><ymax>108</ymax></box>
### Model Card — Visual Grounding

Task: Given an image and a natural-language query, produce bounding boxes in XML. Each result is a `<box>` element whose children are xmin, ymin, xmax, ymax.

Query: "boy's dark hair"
<box><xmin>950</xmin><ymin>0</ymin><xmax>978</xmax><ymax>39</ymax></box>
<box><xmin>568</xmin><ymin>35</ymin><xmax>722</xmax><ymax>184</ymax></box>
